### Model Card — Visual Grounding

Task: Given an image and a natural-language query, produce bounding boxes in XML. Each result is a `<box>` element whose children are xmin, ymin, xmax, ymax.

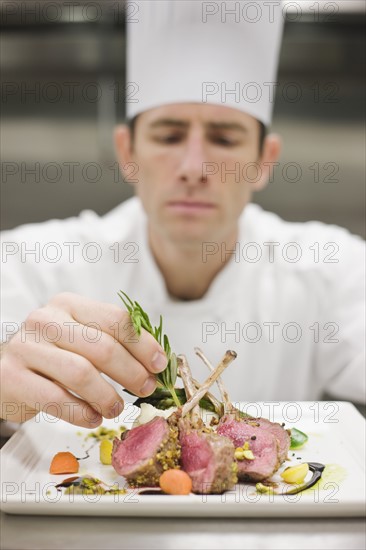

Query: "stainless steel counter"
<box><xmin>1</xmin><ymin>512</ymin><xmax>365</xmax><ymax>550</ymax></box>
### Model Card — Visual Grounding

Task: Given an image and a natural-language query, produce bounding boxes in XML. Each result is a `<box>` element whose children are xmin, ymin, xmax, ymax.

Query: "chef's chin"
<box><xmin>160</xmin><ymin>216</ymin><xmax>224</xmax><ymax>248</ymax></box>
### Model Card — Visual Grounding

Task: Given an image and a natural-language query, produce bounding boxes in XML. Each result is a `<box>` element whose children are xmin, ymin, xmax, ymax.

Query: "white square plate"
<box><xmin>1</xmin><ymin>401</ymin><xmax>365</xmax><ymax>517</ymax></box>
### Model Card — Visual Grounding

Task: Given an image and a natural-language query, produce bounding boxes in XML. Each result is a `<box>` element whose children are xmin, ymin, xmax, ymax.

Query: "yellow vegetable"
<box><xmin>281</xmin><ymin>463</ymin><xmax>309</xmax><ymax>484</ymax></box>
<box><xmin>99</xmin><ymin>439</ymin><xmax>113</xmax><ymax>465</ymax></box>
<box><xmin>235</xmin><ymin>447</ymin><xmax>255</xmax><ymax>461</ymax></box>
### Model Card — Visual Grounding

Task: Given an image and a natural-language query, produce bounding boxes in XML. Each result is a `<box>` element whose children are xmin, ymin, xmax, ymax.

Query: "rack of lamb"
<box><xmin>112</xmin><ymin>351</ymin><xmax>238</xmax><ymax>493</ymax></box>
<box><xmin>112</xmin><ymin>293</ymin><xmax>291</xmax><ymax>494</ymax></box>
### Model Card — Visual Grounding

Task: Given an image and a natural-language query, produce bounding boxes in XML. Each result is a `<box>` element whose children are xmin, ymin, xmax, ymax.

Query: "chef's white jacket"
<box><xmin>1</xmin><ymin>198</ymin><xmax>365</xmax><ymax>405</ymax></box>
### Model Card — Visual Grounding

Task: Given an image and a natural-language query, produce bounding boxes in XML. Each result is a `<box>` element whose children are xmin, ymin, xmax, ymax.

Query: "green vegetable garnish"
<box><xmin>118</xmin><ymin>291</ymin><xmax>181</xmax><ymax>407</ymax></box>
<box><xmin>85</xmin><ymin>426</ymin><xmax>126</xmax><ymax>441</ymax></box>
<box><xmin>255</xmin><ymin>483</ymin><xmax>275</xmax><ymax>495</ymax></box>
<box><xmin>59</xmin><ymin>476</ymin><xmax>127</xmax><ymax>496</ymax></box>
<box><xmin>124</xmin><ymin>386</ymin><xmax>217</xmax><ymax>413</ymax></box>
<box><xmin>290</xmin><ymin>428</ymin><xmax>309</xmax><ymax>449</ymax></box>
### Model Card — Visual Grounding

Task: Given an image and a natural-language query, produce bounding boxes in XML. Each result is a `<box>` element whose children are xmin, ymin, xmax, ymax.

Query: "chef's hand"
<box><xmin>0</xmin><ymin>292</ymin><xmax>167</xmax><ymax>427</ymax></box>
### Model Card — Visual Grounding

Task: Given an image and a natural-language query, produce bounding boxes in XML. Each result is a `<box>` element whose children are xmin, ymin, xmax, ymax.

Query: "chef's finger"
<box><xmin>49</xmin><ymin>292</ymin><xmax>168</xmax><ymax>374</ymax></box>
<box><xmin>20</xmin><ymin>305</ymin><xmax>158</xmax><ymax>398</ymax></box>
<box><xmin>1</xmin><ymin>365</ymin><xmax>102</xmax><ymax>428</ymax></box>
<box><xmin>48</xmin><ymin>318</ymin><xmax>157</xmax><ymax>398</ymax></box>
<box><xmin>22</xmin><ymin>341</ymin><xmax>125</xmax><ymax>419</ymax></box>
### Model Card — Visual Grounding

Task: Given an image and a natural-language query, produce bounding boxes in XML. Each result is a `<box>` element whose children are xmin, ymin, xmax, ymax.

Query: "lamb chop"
<box><xmin>195</xmin><ymin>348</ymin><xmax>290</xmax><ymax>482</ymax></box>
<box><xmin>177</xmin><ymin>354</ymin><xmax>238</xmax><ymax>494</ymax></box>
<box><xmin>112</xmin><ymin>350</ymin><xmax>236</xmax><ymax>489</ymax></box>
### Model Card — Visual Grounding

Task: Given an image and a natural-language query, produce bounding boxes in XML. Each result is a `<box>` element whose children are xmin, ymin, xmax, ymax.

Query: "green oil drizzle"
<box><xmin>302</xmin><ymin>463</ymin><xmax>347</xmax><ymax>494</ymax></box>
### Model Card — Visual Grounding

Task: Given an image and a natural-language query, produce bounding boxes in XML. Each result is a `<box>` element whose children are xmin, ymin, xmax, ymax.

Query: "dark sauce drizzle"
<box><xmin>55</xmin><ymin>476</ymin><xmax>82</xmax><ymax>490</ymax></box>
<box><xmin>75</xmin><ymin>449</ymin><xmax>90</xmax><ymax>461</ymax></box>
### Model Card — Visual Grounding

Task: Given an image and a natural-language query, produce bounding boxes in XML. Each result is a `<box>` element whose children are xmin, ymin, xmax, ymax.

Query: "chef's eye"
<box><xmin>211</xmin><ymin>136</ymin><xmax>238</xmax><ymax>147</ymax></box>
<box><xmin>153</xmin><ymin>134</ymin><xmax>183</xmax><ymax>144</ymax></box>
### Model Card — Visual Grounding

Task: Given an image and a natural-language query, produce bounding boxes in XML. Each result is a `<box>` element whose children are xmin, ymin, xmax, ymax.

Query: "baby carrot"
<box><xmin>49</xmin><ymin>452</ymin><xmax>79</xmax><ymax>475</ymax></box>
<box><xmin>159</xmin><ymin>469</ymin><xmax>192</xmax><ymax>495</ymax></box>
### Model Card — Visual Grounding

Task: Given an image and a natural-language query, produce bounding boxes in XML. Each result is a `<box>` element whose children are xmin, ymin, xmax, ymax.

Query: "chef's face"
<box><xmin>115</xmin><ymin>103</ymin><xmax>280</xmax><ymax>247</ymax></box>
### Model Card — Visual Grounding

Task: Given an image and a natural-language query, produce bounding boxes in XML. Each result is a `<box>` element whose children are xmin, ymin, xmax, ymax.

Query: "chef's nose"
<box><xmin>177</xmin><ymin>130</ymin><xmax>208</xmax><ymax>187</ymax></box>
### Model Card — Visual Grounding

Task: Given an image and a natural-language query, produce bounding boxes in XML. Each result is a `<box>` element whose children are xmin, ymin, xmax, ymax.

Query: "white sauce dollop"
<box><xmin>133</xmin><ymin>403</ymin><xmax>177</xmax><ymax>428</ymax></box>
<box><xmin>132</xmin><ymin>403</ymin><xmax>219</xmax><ymax>428</ymax></box>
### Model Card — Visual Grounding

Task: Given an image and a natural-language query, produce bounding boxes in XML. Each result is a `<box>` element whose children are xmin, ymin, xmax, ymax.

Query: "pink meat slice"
<box><xmin>112</xmin><ymin>417</ymin><xmax>169</xmax><ymax>484</ymax></box>
<box><xmin>180</xmin><ymin>425</ymin><xmax>237</xmax><ymax>494</ymax></box>
<box><xmin>217</xmin><ymin>415</ymin><xmax>280</xmax><ymax>482</ymax></box>
<box><xmin>255</xmin><ymin>417</ymin><xmax>291</xmax><ymax>463</ymax></box>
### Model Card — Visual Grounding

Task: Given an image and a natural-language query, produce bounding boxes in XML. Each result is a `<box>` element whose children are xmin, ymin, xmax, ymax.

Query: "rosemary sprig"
<box><xmin>118</xmin><ymin>291</ymin><xmax>181</xmax><ymax>407</ymax></box>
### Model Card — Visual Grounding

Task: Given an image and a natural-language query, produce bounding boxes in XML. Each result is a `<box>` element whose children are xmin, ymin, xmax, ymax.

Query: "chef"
<box><xmin>1</xmin><ymin>1</ymin><xmax>365</xmax><ymax>429</ymax></box>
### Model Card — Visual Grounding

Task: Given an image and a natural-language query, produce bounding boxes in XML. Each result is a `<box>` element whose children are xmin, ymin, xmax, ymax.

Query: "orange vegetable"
<box><xmin>49</xmin><ymin>452</ymin><xmax>79</xmax><ymax>475</ymax></box>
<box><xmin>159</xmin><ymin>469</ymin><xmax>192</xmax><ymax>495</ymax></box>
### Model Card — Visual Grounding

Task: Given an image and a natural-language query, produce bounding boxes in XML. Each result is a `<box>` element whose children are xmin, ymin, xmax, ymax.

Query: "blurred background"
<box><xmin>1</xmin><ymin>0</ymin><xmax>365</xmax><ymax>237</ymax></box>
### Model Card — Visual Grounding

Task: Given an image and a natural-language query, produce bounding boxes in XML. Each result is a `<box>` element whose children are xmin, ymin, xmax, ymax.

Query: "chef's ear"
<box><xmin>252</xmin><ymin>133</ymin><xmax>282</xmax><ymax>192</ymax></box>
<box><xmin>114</xmin><ymin>125</ymin><xmax>135</xmax><ymax>185</ymax></box>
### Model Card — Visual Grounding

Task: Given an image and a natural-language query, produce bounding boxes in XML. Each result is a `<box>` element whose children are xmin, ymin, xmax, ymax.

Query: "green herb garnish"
<box><xmin>290</xmin><ymin>427</ymin><xmax>309</xmax><ymax>449</ymax></box>
<box><xmin>118</xmin><ymin>291</ymin><xmax>181</xmax><ymax>407</ymax></box>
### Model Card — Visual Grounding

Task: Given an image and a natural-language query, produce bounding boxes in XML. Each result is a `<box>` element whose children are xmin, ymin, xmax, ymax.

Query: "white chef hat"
<box><xmin>127</xmin><ymin>1</ymin><xmax>284</xmax><ymax>126</ymax></box>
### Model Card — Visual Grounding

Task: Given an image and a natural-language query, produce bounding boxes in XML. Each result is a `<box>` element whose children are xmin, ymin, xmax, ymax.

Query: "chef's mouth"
<box><xmin>166</xmin><ymin>200</ymin><xmax>217</xmax><ymax>209</ymax></box>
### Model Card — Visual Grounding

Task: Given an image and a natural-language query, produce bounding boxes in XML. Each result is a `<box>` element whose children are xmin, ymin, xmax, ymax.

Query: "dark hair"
<box><xmin>258</xmin><ymin>121</ymin><xmax>266</xmax><ymax>155</ymax></box>
<box><xmin>128</xmin><ymin>115</ymin><xmax>266</xmax><ymax>154</ymax></box>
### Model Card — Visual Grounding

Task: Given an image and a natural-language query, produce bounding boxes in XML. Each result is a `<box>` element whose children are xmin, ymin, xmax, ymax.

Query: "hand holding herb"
<box><xmin>118</xmin><ymin>293</ymin><xmax>251</xmax><ymax>417</ymax></box>
<box><xmin>1</xmin><ymin>290</ymin><xmax>177</xmax><ymax>427</ymax></box>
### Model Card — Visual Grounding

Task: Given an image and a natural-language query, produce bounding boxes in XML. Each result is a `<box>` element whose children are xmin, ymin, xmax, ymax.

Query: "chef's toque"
<box><xmin>126</xmin><ymin>0</ymin><xmax>284</xmax><ymax>126</ymax></box>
